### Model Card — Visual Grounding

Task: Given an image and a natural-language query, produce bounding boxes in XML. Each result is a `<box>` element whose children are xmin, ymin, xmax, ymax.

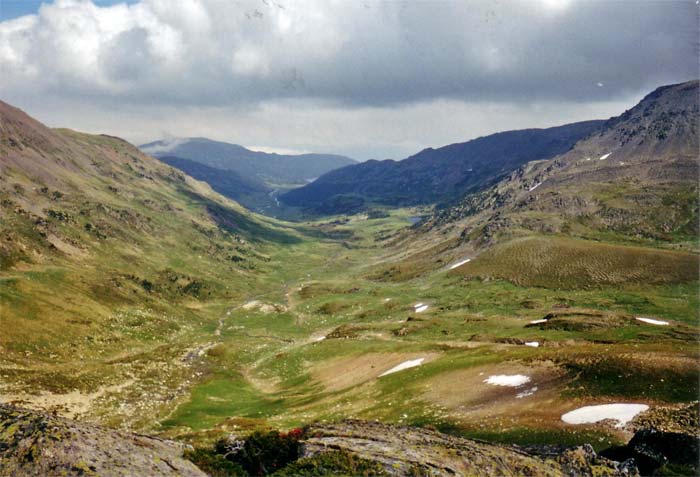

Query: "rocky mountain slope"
<box><xmin>281</xmin><ymin>120</ymin><xmax>603</xmax><ymax>214</ymax></box>
<box><xmin>0</xmin><ymin>406</ymin><xmax>641</xmax><ymax>477</ymax></box>
<box><xmin>375</xmin><ymin>80</ymin><xmax>699</xmax><ymax>283</ymax></box>
<box><xmin>430</xmin><ymin>80</ymin><xmax>699</xmax><ymax>246</ymax></box>
<box><xmin>302</xmin><ymin>420</ymin><xmax>637</xmax><ymax>477</ymax></box>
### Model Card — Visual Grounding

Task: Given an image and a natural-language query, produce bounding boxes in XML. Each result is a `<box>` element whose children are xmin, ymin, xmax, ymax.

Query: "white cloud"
<box><xmin>1</xmin><ymin>0</ymin><xmax>694</xmax><ymax>106</ymax></box>
<box><xmin>0</xmin><ymin>0</ymin><xmax>695</xmax><ymax>158</ymax></box>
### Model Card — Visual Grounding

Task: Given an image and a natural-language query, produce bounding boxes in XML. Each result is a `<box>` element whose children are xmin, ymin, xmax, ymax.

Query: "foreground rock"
<box><xmin>600</xmin><ymin>402</ymin><xmax>700</xmax><ymax>476</ymax></box>
<box><xmin>302</xmin><ymin>420</ymin><xmax>637</xmax><ymax>477</ymax></box>
<box><xmin>0</xmin><ymin>404</ymin><xmax>206</xmax><ymax>477</ymax></box>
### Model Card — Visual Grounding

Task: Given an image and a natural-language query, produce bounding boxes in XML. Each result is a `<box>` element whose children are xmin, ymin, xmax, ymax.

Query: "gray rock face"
<box><xmin>302</xmin><ymin>419</ymin><xmax>637</xmax><ymax>477</ymax></box>
<box><xmin>0</xmin><ymin>405</ymin><xmax>206</xmax><ymax>477</ymax></box>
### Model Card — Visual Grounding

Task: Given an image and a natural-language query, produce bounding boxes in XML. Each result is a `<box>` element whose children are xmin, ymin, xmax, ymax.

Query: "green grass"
<box><xmin>2</xmin><ymin>168</ymin><xmax>698</xmax><ymax>447</ymax></box>
<box><xmin>162</xmin><ymin>373</ymin><xmax>286</xmax><ymax>431</ymax></box>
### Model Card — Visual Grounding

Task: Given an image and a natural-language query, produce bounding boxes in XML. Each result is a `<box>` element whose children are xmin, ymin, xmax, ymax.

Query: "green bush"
<box><xmin>183</xmin><ymin>447</ymin><xmax>245</xmax><ymax>477</ymax></box>
<box><xmin>218</xmin><ymin>429</ymin><xmax>304</xmax><ymax>476</ymax></box>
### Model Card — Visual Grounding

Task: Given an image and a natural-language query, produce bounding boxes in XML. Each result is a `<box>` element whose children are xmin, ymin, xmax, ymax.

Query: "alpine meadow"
<box><xmin>0</xmin><ymin>1</ymin><xmax>698</xmax><ymax>476</ymax></box>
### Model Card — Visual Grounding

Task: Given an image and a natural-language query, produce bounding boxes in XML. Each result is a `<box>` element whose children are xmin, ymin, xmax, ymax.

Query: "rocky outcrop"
<box><xmin>0</xmin><ymin>405</ymin><xmax>206</xmax><ymax>477</ymax></box>
<box><xmin>601</xmin><ymin>403</ymin><xmax>700</xmax><ymax>476</ymax></box>
<box><xmin>301</xmin><ymin>419</ymin><xmax>637</xmax><ymax>477</ymax></box>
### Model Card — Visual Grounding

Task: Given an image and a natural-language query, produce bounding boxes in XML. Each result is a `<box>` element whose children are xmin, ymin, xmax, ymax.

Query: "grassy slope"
<box><xmin>0</xmin><ymin>120</ymin><xmax>314</xmax><ymax>430</ymax></box>
<box><xmin>0</xmin><ymin>101</ymin><xmax>697</xmax><ymax>453</ymax></box>
<box><xmin>2</xmin><ymin>195</ymin><xmax>698</xmax><ymax>450</ymax></box>
<box><xmin>144</xmin><ymin>211</ymin><xmax>697</xmax><ymax>453</ymax></box>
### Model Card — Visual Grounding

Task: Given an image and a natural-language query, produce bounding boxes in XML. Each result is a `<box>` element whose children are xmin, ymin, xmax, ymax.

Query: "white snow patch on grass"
<box><xmin>524</xmin><ymin>341</ymin><xmax>540</xmax><ymax>348</ymax></box>
<box><xmin>529</xmin><ymin>319</ymin><xmax>548</xmax><ymax>324</ymax></box>
<box><xmin>516</xmin><ymin>386</ymin><xmax>538</xmax><ymax>398</ymax></box>
<box><xmin>561</xmin><ymin>403</ymin><xmax>649</xmax><ymax>428</ymax></box>
<box><xmin>484</xmin><ymin>375</ymin><xmax>531</xmax><ymax>387</ymax></box>
<box><xmin>379</xmin><ymin>358</ymin><xmax>425</xmax><ymax>377</ymax></box>
<box><xmin>635</xmin><ymin>317</ymin><xmax>669</xmax><ymax>326</ymax></box>
<box><xmin>415</xmin><ymin>305</ymin><xmax>429</xmax><ymax>313</ymax></box>
<box><xmin>599</xmin><ymin>153</ymin><xmax>611</xmax><ymax>160</ymax></box>
<box><xmin>449</xmin><ymin>258</ymin><xmax>471</xmax><ymax>270</ymax></box>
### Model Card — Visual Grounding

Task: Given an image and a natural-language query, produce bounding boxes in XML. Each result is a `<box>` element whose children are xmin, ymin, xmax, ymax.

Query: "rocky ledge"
<box><xmin>0</xmin><ymin>404</ymin><xmax>206</xmax><ymax>477</ymax></box>
<box><xmin>302</xmin><ymin>419</ymin><xmax>638</xmax><ymax>477</ymax></box>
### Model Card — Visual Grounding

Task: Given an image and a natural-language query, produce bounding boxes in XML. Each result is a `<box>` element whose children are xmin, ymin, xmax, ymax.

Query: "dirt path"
<box><xmin>0</xmin><ymin>378</ymin><xmax>137</xmax><ymax>420</ymax></box>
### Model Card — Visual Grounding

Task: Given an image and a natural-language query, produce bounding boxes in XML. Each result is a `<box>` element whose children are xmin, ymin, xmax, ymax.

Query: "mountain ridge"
<box><xmin>280</xmin><ymin>120</ymin><xmax>605</xmax><ymax>213</ymax></box>
<box><xmin>140</xmin><ymin>137</ymin><xmax>356</xmax><ymax>186</ymax></box>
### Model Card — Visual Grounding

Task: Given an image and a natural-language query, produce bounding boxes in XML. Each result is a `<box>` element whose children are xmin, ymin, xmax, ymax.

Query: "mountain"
<box><xmin>374</xmin><ymin>80</ymin><xmax>699</xmax><ymax>282</ymax></box>
<box><xmin>280</xmin><ymin>120</ymin><xmax>604</xmax><ymax>214</ymax></box>
<box><xmin>156</xmin><ymin>155</ymin><xmax>275</xmax><ymax>213</ymax></box>
<box><xmin>1</xmin><ymin>94</ymin><xmax>698</xmax><ymax>476</ymax></box>
<box><xmin>0</xmin><ymin>100</ymin><xmax>304</xmax><ymax>429</ymax></box>
<box><xmin>430</xmin><ymin>80</ymin><xmax>699</xmax><ymax>245</ymax></box>
<box><xmin>140</xmin><ymin>137</ymin><xmax>356</xmax><ymax>186</ymax></box>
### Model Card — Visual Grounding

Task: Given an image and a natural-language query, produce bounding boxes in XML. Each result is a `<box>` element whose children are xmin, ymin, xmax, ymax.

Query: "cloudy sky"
<box><xmin>0</xmin><ymin>0</ymin><xmax>697</xmax><ymax>159</ymax></box>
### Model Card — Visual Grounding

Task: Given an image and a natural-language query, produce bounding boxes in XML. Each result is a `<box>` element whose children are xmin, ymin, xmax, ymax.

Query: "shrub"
<box><xmin>219</xmin><ymin>429</ymin><xmax>304</xmax><ymax>476</ymax></box>
<box><xmin>183</xmin><ymin>447</ymin><xmax>245</xmax><ymax>477</ymax></box>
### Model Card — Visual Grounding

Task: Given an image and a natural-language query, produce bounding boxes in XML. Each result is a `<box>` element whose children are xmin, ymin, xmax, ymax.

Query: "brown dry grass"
<box><xmin>311</xmin><ymin>352</ymin><xmax>441</xmax><ymax>392</ymax></box>
<box><xmin>451</xmin><ymin>236</ymin><xmax>699</xmax><ymax>289</ymax></box>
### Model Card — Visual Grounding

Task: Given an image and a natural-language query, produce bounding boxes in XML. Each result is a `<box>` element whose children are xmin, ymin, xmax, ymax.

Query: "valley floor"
<box><xmin>1</xmin><ymin>209</ymin><xmax>698</xmax><ymax>451</ymax></box>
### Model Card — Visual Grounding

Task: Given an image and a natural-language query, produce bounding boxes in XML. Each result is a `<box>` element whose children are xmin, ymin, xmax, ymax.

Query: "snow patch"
<box><xmin>529</xmin><ymin>319</ymin><xmax>548</xmax><ymax>324</ymax></box>
<box><xmin>449</xmin><ymin>258</ymin><xmax>471</xmax><ymax>270</ymax></box>
<box><xmin>561</xmin><ymin>403</ymin><xmax>649</xmax><ymax>428</ymax></box>
<box><xmin>379</xmin><ymin>358</ymin><xmax>425</xmax><ymax>377</ymax></box>
<box><xmin>599</xmin><ymin>153</ymin><xmax>611</xmax><ymax>160</ymax></box>
<box><xmin>516</xmin><ymin>386</ymin><xmax>538</xmax><ymax>398</ymax></box>
<box><xmin>524</xmin><ymin>341</ymin><xmax>540</xmax><ymax>348</ymax></box>
<box><xmin>635</xmin><ymin>317</ymin><xmax>669</xmax><ymax>326</ymax></box>
<box><xmin>484</xmin><ymin>375</ymin><xmax>531</xmax><ymax>387</ymax></box>
<box><xmin>415</xmin><ymin>305</ymin><xmax>429</xmax><ymax>313</ymax></box>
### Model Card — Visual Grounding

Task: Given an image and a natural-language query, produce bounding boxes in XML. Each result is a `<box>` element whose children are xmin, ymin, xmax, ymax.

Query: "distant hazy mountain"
<box><xmin>140</xmin><ymin>137</ymin><xmax>356</xmax><ymax>187</ymax></box>
<box><xmin>280</xmin><ymin>121</ymin><xmax>604</xmax><ymax>214</ymax></box>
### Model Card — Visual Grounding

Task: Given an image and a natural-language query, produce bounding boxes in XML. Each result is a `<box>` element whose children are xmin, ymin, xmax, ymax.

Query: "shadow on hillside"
<box><xmin>180</xmin><ymin>189</ymin><xmax>302</xmax><ymax>244</ymax></box>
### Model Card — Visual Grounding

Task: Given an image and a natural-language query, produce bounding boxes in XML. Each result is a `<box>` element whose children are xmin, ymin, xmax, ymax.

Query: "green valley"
<box><xmin>0</xmin><ymin>80</ymin><xmax>698</xmax><ymax>477</ymax></box>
